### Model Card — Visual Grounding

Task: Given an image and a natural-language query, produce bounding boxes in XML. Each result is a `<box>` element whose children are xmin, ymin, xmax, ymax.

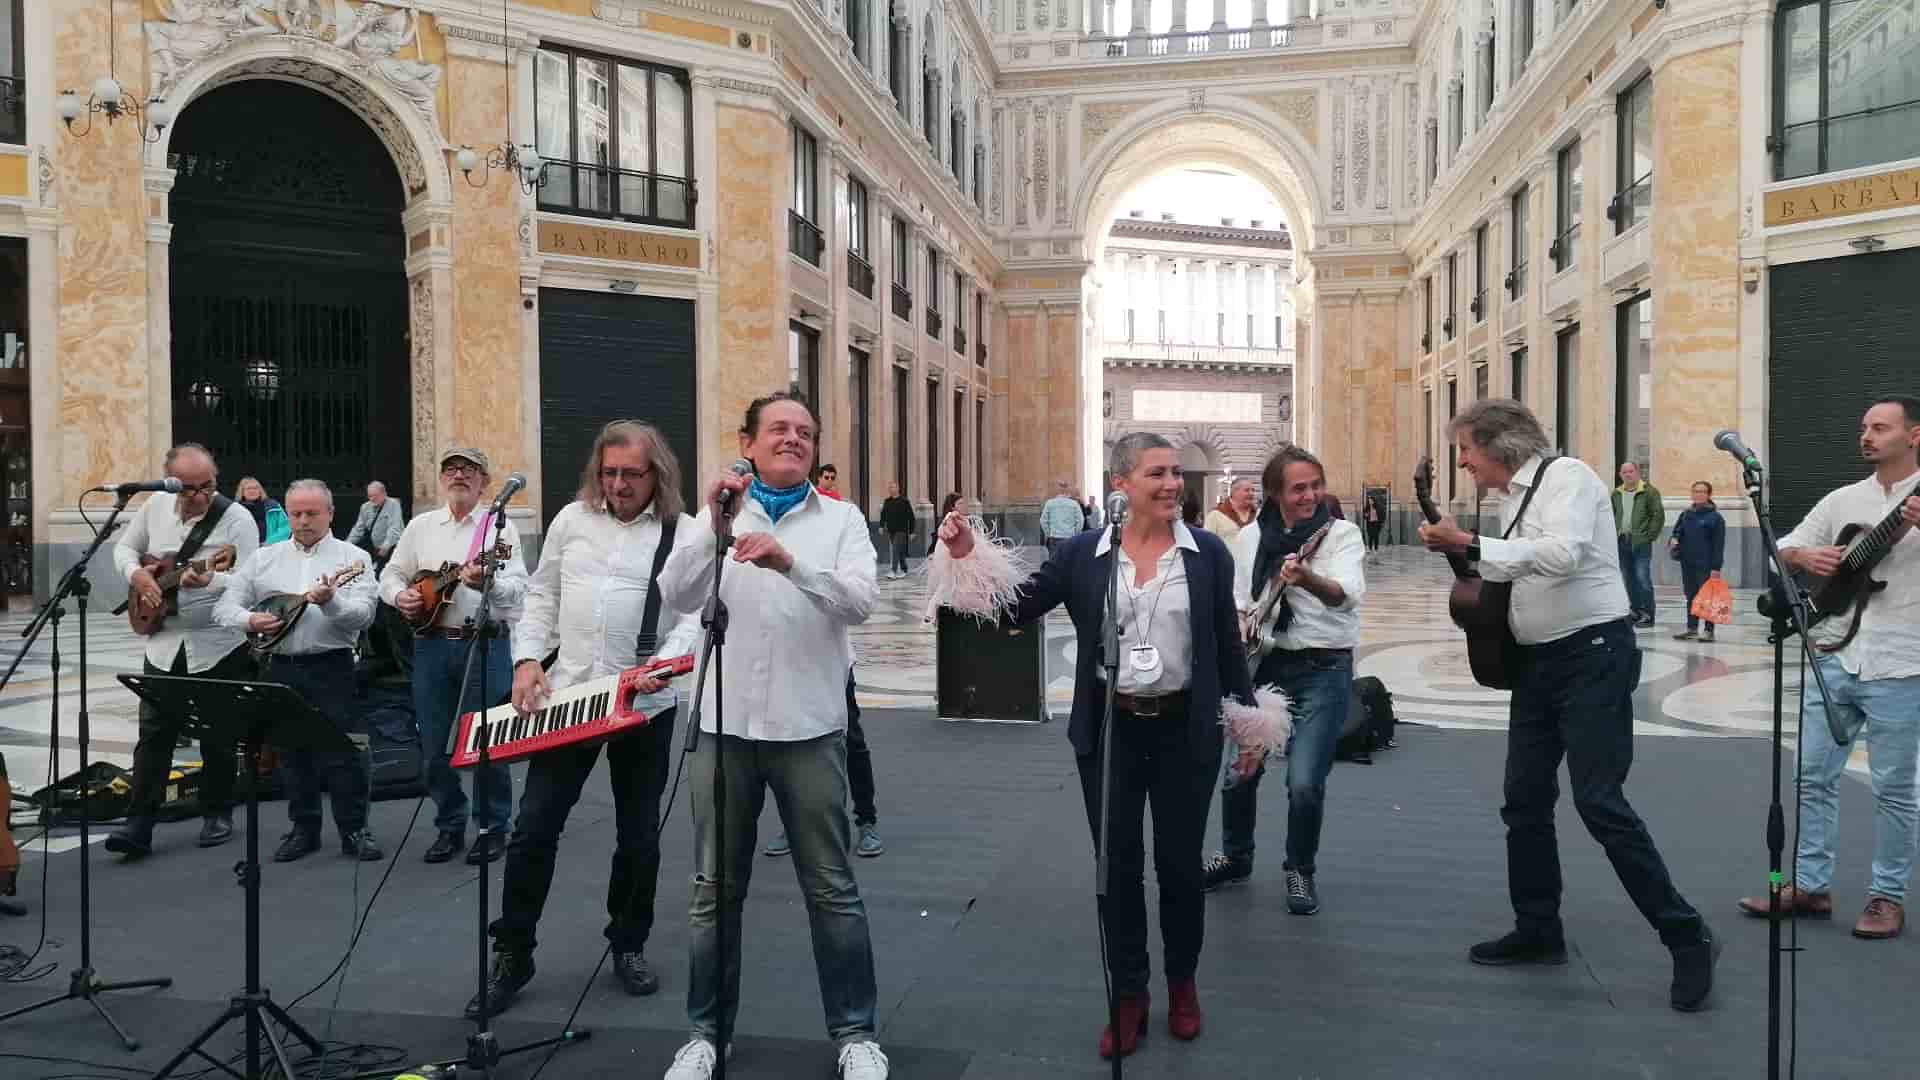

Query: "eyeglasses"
<box><xmin>441</xmin><ymin>462</ymin><xmax>481</xmax><ymax>476</ymax></box>
<box><xmin>598</xmin><ymin>467</ymin><xmax>653</xmax><ymax>484</ymax></box>
<box><xmin>179</xmin><ymin>480</ymin><xmax>218</xmax><ymax>495</ymax></box>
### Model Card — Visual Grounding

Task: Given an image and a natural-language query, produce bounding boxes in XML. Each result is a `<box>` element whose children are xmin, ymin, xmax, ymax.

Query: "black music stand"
<box><xmin>117</xmin><ymin>674</ymin><xmax>353</xmax><ymax>1080</ymax></box>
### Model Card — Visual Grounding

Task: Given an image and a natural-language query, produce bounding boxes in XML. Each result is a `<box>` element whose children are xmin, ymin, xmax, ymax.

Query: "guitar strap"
<box><xmin>632</xmin><ymin>515</ymin><xmax>679</xmax><ymax>661</ymax></box>
<box><xmin>111</xmin><ymin>494</ymin><xmax>233</xmax><ymax>616</ymax></box>
<box><xmin>1501</xmin><ymin>457</ymin><xmax>1558</xmax><ymax>539</ymax></box>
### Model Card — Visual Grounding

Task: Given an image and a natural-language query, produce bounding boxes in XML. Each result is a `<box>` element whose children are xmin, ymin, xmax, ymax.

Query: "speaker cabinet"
<box><xmin>935</xmin><ymin>608</ymin><xmax>1047</xmax><ymax>723</ymax></box>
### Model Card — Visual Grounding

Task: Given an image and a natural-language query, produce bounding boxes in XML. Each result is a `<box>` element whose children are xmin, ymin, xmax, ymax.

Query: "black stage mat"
<box><xmin>0</xmin><ymin>713</ymin><xmax>1913</xmax><ymax>1079</ymax></box>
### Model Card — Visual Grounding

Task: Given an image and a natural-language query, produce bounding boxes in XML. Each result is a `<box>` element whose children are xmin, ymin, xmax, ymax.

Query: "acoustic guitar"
<box><xmin>1805</xmin><ymin>473</ymin><xmax>1920</xmax><ymax>653</ymax></box>
<box><xmin>401</xmin><ymin>540</ymin><xmax>515</xmax><ymax>634</ymax></box>
<box><xmin>124</xmin><ymin>545</ymin><xmax>239</xmax><ymax>636</ymax></box>
<box><xmin>1414</xmin><ymin>456</ymin><xmax>1517</xmax><ymax>690</ymax></box>
<box><xmin>1243</xmin><ymin>521</ymin><xmax>1334</xmax><ymax>663</ymax></box>
<box><xmin>247</xmin><ymin>562</ymin><xmax>367</xmax><ymax>655</ymax></box>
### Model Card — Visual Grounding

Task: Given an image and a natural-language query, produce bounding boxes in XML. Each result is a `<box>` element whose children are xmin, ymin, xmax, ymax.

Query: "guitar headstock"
<box><xmin>327</xmin><ymin>562</ymin><xmax>367</xmax><ymax>589</ymax></box>
<box><xmin>1413</xmin><ymin>456</ymin><xmax>1443</xmax><ymax>525</ymax></box>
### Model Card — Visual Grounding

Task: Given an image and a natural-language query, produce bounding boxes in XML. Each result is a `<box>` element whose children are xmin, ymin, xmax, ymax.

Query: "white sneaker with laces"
<box><xmin>838</xmin><ymin>1040</ymin><xmax>889</xmax><ymax>1080</ymax></box>
<box><xmin>663</xmin><ymin>1039</ymin><xmax>724</xmax><ymax>1080</ymax></box>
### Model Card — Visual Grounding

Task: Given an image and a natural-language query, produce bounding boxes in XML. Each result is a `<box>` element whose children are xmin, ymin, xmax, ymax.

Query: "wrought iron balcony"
<box><xmin>789</xmin><ymin>210</ymin><xmax>824</xmax><ymax>267</ymax></box>
<box><xmin>891</xmin><ymin>283</ymin><xmax>913</xmax><ymax>322</ymax></box>
<box><xmin>537</xmin><ymin>160</ymin><xmax>695</xmax><ymax>227</ymax></box>
<box><xmin>954</xmin><ymin>326</ymin><xmax>966</xmax><ymax>355</ymax></box>
<box><xmin>848</xmin><ymin>251</ymin><xmax>876</xmax><ymax>299</ymax></box>
<box><xmin>975</xmin><ymin>340</ymin><xmax>987</xmax><ymax>367</ymax></box>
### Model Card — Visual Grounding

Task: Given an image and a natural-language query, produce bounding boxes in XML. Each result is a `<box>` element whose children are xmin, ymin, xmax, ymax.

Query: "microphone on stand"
<box><xmin>715</xmin><ymin>459</ymin><xmax>754</xmax><ymax>517</ymax></box>
<box><xmin>1713</xmin><ymin>430</ymin><xmax>1763</xmax><ymax>472</ymax></box>
<box><xmin>1104</xmin><ymin>490</ymin><xmax>1129</xmax><ymax>528</ymax></box>
<box><xmin>490</xmin><ymin>472</ymin><xmax>527</xmax><ymax>514</ymax></box>
<box><xmin>94</xmin><ymin>478</ymin><xmax>183</xmax><ymax>495</ymax></box>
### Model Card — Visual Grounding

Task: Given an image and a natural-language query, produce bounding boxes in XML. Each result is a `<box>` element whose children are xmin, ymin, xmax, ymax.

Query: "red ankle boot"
<box><xmin>1098</xmin><ymin>990</ymin><xmax>1150</xmax><ymax>1059</ymax></box>
<box><xmin>1167</xmin><ymin>977</ymin><xmax>1203</xmax><ymax>1040</ymax></box>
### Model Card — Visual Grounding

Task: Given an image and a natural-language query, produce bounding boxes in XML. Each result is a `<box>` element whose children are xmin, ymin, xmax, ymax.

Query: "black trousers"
<box><xmin>887</xmin><ymin>532</ymin><xmax>910</xmax><ymax>574</ymax></box>
<box><xmin>846</xmin><ymin>671</ymin><xmax>876</xmax><ymax>826</ymax></box>
<box><xmin>1364</xmin><ymin>520</ymin><xmax>1385</xmax><ymax>551</ymax></box>
<box><xmin>127</xmin><ymin>643</ymin><xmax>253</xmax><ymax>820</ymax></box>
<box><xmin>1075</xmin><ymin>699</ymin><xmax>1221</xmax><ymax>994</ymax></box>
<box><xmin>491</xmin><ymin>708</ymin><xmax>677</xmax><ymax>954</ymax></box>
<box><xmin>268</xmin><ymin>650</ymin><xmax>370</xmax><ymax>841</ymax></box>
<box><xmin>1504</xmin><ymin>619</ymin><xmax>1704</xmax><ymax>948</ymax></box>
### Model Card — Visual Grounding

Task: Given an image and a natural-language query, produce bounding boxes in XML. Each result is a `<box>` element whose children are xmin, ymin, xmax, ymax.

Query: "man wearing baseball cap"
<box><xmin>378</xmin><ymin>447</ymin><xmax>529</xmax><ymax>865</ymax></box>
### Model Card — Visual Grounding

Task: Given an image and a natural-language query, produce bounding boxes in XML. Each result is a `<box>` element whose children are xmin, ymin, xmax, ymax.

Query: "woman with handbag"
<box><xmin>1668</xmin><ymin>481</ymin><xmax>1726</xmax><ymax>642</ymax></box>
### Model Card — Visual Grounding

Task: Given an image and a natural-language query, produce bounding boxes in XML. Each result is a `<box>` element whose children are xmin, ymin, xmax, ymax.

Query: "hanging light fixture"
<box><xmin>57</xmin><ymin>1</ymin><xmax>172</xmax><ymax>142</ymax></box>
<box><xmin>456</xmin><ymin>1</ymin><xmax>548</xmax><ymax>194</ymax></box>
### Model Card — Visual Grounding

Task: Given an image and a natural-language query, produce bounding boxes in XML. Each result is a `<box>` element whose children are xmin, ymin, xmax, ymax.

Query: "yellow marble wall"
<box><xmin>711</xmin><ymin>103</ymin><xmax>784</xmax><ymax>473</ymax></box>
<box><xmin>1315</xmin><ymin>296</ymin><xmax>1354</xmax><ymax>500</ymax></box>
<box><xmin>1046</xmin><ymin>310</ymin><xmax>1080</xmax><ymax>492</ymax></box>
<box><xmin>1003</xmin><ymin>311</ymin><xmax>1041</xmax><ymax>497</ymax></box>
<box><xmin>1360</xmin><ymin>296</ymin><xmax>1399</xmax><ymax>489</ymax></box>
<box><xmin>445</xmin><ymin>52</ymin><xmax>527</xmax><ymax>495</ymax></box>
<box><xmin>54</xmin><ymin>1</ymin><xmax>154</xmax><ymax>498</ymax></box>
<box><xmin>1650</xmin><ymin>43</ymin><xmax>1743</xmax><ymax>495</ymax></box>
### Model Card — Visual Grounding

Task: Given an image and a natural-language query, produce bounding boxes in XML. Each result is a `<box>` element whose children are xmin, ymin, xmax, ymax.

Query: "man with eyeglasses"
<box><xmin>472</xmin><ymin>421</ymin><xmax>700</xmax><ymax>1017</ymax></box>
<box><xmin>106</xmin><ymin>443</ymin><xmax>260</xmax><ymax>860</ymax></box>
<box><xmin>379</xmin><ymin>447</ymin><xmax>528</xmax><ymax>866</ymax></box>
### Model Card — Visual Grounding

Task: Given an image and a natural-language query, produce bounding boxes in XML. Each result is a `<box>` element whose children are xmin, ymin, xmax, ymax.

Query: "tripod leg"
<box><xmin>262</xmin><ymin>997</ymin><xmax>328</xmax><ymax>1056</ymax></box>
<box><xmin>85</xmin><ymin>990</ymin><xmax>142</xmax><ymax>1051</ymax></box>
<box><xmin>262</xmin><ymin>1014</ymin><xmax>303</xmax><ymax>1080</ymax></box>
<box><xmin>147</xmin><ymin>1005</ymin><xmax>243</xmax><ymax>1080</ymax></box>
<box><xmin>95</xmin><ymin>975</ymin><xmax>176</xmax><ymax>993</ymax></box>
<box><xmin>0</xmin><ymin>987</ymin><xmax>71</xmax><ymax>1023</ymax></box>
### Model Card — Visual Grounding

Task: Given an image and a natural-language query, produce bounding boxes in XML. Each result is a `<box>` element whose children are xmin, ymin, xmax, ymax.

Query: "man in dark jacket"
<box><xmin>880</xmin><ymin>481</ymin><xmax>915</xmax><ymax>579</ymax></box>
<box><xmin>1668</xmin><ymin>482</ymin><xmax>1726</xmax><ymax>642</ymax></box>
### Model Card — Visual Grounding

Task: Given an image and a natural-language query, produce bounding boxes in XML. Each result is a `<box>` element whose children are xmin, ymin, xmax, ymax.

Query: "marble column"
<box><xmin>1092</xmin><ymin>0</ymin><xmax>1107</xmax><ymax>34</ymax></box>
<box><xmin>1287</xmin><ymin>0</ymin><xmax>1307</xmax><ymax>24</ymax></box>
<box><xmin>144</xmin><ymin>170</ymin><xmax>174</xmax><ymax>470</ymax></box>
<box><xmin>1252</xmin><ymin>0</ymin><xmax>1269</xmax><ymax>27</ymax></box>
<box><xmin>1130</xmin><ymin>0</ymin><xmax>1149</xmax><ymax>36</ymax></box>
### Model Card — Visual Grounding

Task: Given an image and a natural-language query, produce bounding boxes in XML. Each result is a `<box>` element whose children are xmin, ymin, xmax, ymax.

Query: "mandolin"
<box><xmin>247</xmin><ymin>562</ymin><xmax>367</xmax><ymax>655</ymax></box>
<box><xmin>1414</xmin><ymin>456</ymin><xmax>1517</xmax><ymax>690</ymax></box>
<box><xmin>1244</xmin><ymin>521</ymin><xmax>1334</xmax><ymax>663</ymax></box>
<box><xmin>123</xmin><ymin>544</ymin><xmax>239</xmax><ymax>635</ymax></box>
<box><xmin>401</xmin><ymin>540</ymin><xmax>515</xmax><ymax>634</ymax></box>
<box><xmin>1805</xmin><ymin>473</ymin><xmax>1920</xmax><ymax>654</ymax></box>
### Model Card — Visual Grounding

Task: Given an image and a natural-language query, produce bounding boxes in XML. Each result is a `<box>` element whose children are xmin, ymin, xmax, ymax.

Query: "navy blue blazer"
<box><xmin>1002</xmin><ymin>525</ymin><xmax>1255</xmax><ymax>758</ymax></box>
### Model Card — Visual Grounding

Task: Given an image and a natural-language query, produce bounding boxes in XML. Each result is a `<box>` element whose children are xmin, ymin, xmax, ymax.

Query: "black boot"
<box><xmin>105</xmin><ymin>817</ymin><xmax>154</xmax><ymax>859</ymax></box>
<box><xmin>1670</xmin><ymin>923</ymin><xmax>1720</xmax><ymax>1012</ymax></box>
<box><xmin>198</xmin><ymin>812</ymin><xmax>234</xmax><ymax>848</ymax></box>
<box><xmin>465</xmin><ymin>950</ymin><xmax>535</xmax><ymax>1019</ymax></box>
<box><xmin>612</xmin><ymin>951</ymin><xmax>661</xmax><ymax>996</ymax></box>
<box><xmin>1468</xmin><ymin>930</ymin><xmax>1568</xmax><ymax>966</ymax></box>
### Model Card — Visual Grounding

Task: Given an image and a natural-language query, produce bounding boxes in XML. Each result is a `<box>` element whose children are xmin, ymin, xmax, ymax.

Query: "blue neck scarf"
<box><xmin>749</xmin><ymin>476</ymin><xmax>811</xmax><ymax>524</ymax></box>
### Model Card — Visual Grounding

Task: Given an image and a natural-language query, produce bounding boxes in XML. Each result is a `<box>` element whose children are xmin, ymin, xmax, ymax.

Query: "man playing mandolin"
<box><xmin>1738</xmin><ymin>396</ymin><xmax>1920</xmax><ymax>940</ymax></box>
<box><xmin>378</xmin><ymin>447</ymin><xmax>528</xmax><ymax>866</ymax></box>
<box><xmin>1205</xmin><ymin>446</ymin><xmax>1365</xmax><ymax>915</ymax></box>
<box><xmin>106</xmin><ymin>444</ymin><xmax>259</xmax><ymax>860</ymax></box>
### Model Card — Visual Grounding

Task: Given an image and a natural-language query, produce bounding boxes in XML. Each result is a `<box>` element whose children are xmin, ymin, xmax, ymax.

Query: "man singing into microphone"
<box><xmin>378</xmin><ymin>448</ymin><xmax>528</xmax><ymax>866</ymax></box>
<box><xmin>656</xmin><ymin>392</ymin><xmax>888</xmax><ymax>1080</ymax></box>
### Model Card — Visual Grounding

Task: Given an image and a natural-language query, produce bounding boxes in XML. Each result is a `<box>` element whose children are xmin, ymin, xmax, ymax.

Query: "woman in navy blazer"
<box><xmin>934</xmin><ymin>433</ymin><xmax>1260</xmax><ymax>1060</ymax></box>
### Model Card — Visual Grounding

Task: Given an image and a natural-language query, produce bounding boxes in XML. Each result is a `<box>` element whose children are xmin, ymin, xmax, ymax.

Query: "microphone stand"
<box><xmin>424</xmin><ymin>499</ymin><xmax>586</xmax><ymax>1078</ymax></box>
<box><xmin>0</xmin><ymin>492</ymin><xmax>171</xmax><ymax>1048</ymax></box>
<box><xmin>1744</xmin><ymin>460</ymin><xmax>1839</xmax><ymax>1080</ymax></box>
<box><xmin>1095</xmin><ymin>503</ymin><xmax>1125</xmax><ymax>1080</ymax></box>
<box><xmin>681</xmin><ymin>497</ymin><xmax>733</xmax><ymax>1079</ymax></box>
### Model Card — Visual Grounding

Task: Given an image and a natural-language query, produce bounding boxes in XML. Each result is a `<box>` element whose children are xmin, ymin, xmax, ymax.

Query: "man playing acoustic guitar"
<box><xmin>1739</xmin><ymin>396</ymin><xmax>1920</xmax><ymax>940</ymax></box>
<box><xmin>106</xmin><ymin>444</ymin><xmax>259</xmax><ymax>860</ymax></box>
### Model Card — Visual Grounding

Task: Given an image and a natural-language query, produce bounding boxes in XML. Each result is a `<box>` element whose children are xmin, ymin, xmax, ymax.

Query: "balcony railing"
<box><xmin>926</xmin><ymin>307</ymin><xmax>943</xmax><ymax>338</ymax></box>
<box><xmin>955</xmin><ymin>326</ymin><xmax>967</xmax><ymax>355</ymax></box>
<box><xmin>1083</xmin><ymin>24</ymin><xmax>1292</xmax><ymax>59</ymax></box>
<box><xmin>848</xmin><ymin>251</ymin><xmax>876</xmax><ymax>299</ymax></box>
<box><xmin>1608</xmin><ymin>175</ymin><xmax>1652</xmax><ymax>233</ymax></box>
<box><xmin>891</xmin><ymin>283</ymin><xmax>913</xmax><ymax>322</ymax></box>
<box><xmin>0</xmin><ymin>77</ymin><xmax>21</xmax><ymax>145</ymax></box>
<box><xmin>1102</xmin><ymin>341</ymin><xmax>1293</xmax><ymax>367</ymax></box>
<box><xmin>789</xmin><ymin>210</ymin><xmax>824</xmax><ymax>267</ymax></box>
<box><xmin>538</xmin><ymin>160</ymin><xmax>695</xmax><ymax>227</ymax></box>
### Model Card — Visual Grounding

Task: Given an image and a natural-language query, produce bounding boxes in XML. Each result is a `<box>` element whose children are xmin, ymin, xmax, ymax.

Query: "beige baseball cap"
<box><xmin>438</xmin><ymin>446</ymin><xmax>491</xmax><ymax>473</ymax></box>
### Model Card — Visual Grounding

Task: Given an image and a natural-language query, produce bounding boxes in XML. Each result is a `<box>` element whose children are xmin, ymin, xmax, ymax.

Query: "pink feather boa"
<box><xmin>1221</xmin><ymin>685</ymin><xmax>1294</xmax><ymax>758</ymax></box>
<box><xmin>922</xmin><ymin>517</ymin><xmax>1033</xmax><ymax>624</ymax></box>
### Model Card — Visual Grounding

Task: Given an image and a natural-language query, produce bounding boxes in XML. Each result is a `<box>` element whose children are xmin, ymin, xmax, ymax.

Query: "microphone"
<box><xmin>715</xmin><ymin>458</ymin><xmax>754</xmax><ymax>516</ymax></box>
<box><xmin>1105</xmin><ymin>490</ymin><xmax>1129</xmax><ymax>527</ymax></box>
<box><xmin>96</xmin><ymin>478</ymin><xmax>183</xmax><ymax>495</ymax></box>
<box><xmin>1713</xmin><ymin>430</ymin><xmax>1763</xmax><ymax>472</ymax></box>
<box><xmin>490</xmin><ymin>472</ymin><xmax>527</xmax><ymax>513</ymax></box>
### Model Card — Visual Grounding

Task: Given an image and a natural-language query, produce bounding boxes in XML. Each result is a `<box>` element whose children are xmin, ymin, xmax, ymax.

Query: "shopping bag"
<box><xmin>1691</xmin><ymin>574</ymin><xmax>1733</xmax><ymax>625</ymax></box>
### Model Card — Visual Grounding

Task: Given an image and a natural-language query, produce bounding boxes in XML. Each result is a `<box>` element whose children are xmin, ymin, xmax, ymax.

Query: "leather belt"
<box><xmin>421</xmin><ymin>623</ymin><xmax>507</xmax><ymax>641</ymax></box>
<box><xmin>1113</xmin><ymin>690</ymin><xmax>1189</xmax><ymax>717</ymax></box>
<box><xmin>268</xmin><ymin>648</ymin><xmax>352</xmax><ymax>665</ymax></box>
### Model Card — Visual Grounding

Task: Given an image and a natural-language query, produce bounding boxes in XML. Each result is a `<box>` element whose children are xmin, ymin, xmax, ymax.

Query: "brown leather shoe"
<box><xmin>1736</xmin><ymin>886</ymin><xmax>1832</xmax><ymax>919</ymax></box>
<box><xmin>1853</xmin><ymin>896</ymin><xmax>1905</xmax><ymax>939</ymax></box>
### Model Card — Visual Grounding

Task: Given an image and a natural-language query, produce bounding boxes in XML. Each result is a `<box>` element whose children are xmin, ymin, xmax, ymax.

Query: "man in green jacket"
<box><xmin>1612</xmin><ymin>462</ymin><xmax>1664</xmax><ymax>628</ymax></box>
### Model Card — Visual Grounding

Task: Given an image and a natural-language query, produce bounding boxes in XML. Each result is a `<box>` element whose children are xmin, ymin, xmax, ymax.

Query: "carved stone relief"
<box><xmin>1331</xmin><ymin>87</ymin><xmax>1346</xmax><ymax>213</ymax></box>
<box><xmin>1375</xmin><ymin>78</ymin><xmax>1391</xmax><ymax>211</ymax></box>
<box><xmin>991</xmin><ymin>106</ymin><xmax>1004</xmax><ymax>223</ymax></box>
<box><xmin>36</xmin><ymin>146</ymin><xmax>53</xmax><ymax>208</ymax></box>
<box><xmin>1015</xmin><ymin>0</ymin><xmax>1025</xmax><ymax>31</ymax></box>
<box><xmin>1036</xmin><ymin>0</ymin><xmax>1049</xmax><ymax>28</ymax></box>
<box><xmin>1053</xmin><ymin>103</ymin><xmax>1068</xmax><ymax>224</ymax></box>
<box><xmin>1352</xmin><ymin>81</ymin><xmax>1370</xmax><ymax>211</ymax></box>
<box><xmin>1251</xmin><ymin>91</ymin><xmax>1318</xmax><ymax>150</ymax></box>
<box><xmin>1012</xmin><ymin>43</ymin><xmax>1030</xmax><ymax>58</ymax></box>
<box><xmin>1014</xmin><ymin>106</ymin><xmax>1029</xmax><ymax>226</ymax></box>
<box><xmin>408</xmin><ymin>273</ymin><xmax>437</xmax><ymax>497</ymax></box>
<box><xmin>1404</xmin><ymin>84</ymin><xmax>1419</xmax><ymax>208</ymax></box>
<box><xmin>1080</xmin><ymin>101</ymin><xmax>1146</xmax><ymax>152</ymax></box>
<box><xmin>1032</xmin><ymin>101</ymin><xmax>1050</xmax><ymax>223</ymax></box>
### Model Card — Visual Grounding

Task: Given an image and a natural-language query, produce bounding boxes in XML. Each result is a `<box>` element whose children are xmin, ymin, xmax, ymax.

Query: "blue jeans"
<box><xmin>1218</xmin><ymin>649</ymin><xmax>1352</xmax><ymax>876</ymax></box>
<box><xmin>1795</xmin><ymin>657</ymin><xmax>1920</xmax><ymax>903</ymax></box>
<box><xmin>685</xmin><ymin>732</ymin><xmax>877</xmax><ymax>1047</ymax></box>
<box><xmin>1618</xmin><ymin>536</ymin><xmax>1655</xmax><ymax>617</ymax></box>
<box><xmin>412</xmin><ymin>635</ymin><xmax>514</xmax><ymax>835</ymax></box>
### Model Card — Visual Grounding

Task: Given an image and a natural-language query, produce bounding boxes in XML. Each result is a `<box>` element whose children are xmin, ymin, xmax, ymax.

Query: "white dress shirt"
<box><xmin>1231</xmin><ymin>518</ymin><xmax>1366</xmax><ymax>651</ymax></box>
<box><xmin>112</xmin><ymin>494</ymin><xmax>260</xmax><ymax>670</ymax></box>
<box><xmin>658</xmin><ymin>489</ymin><xmax>877</xmax><ymax>742</ymax></box>
<box><xmin>1096</xmin><ymin>522</ymin><xmax>1198</xmax><ymax>694</ymax></box>
<box><xmin>216</xmin><ymin>536</ymin><xmax>378</xmax><ymax>655</ymax></box>
<box><xmin>1779</xmin><ymin>471</ymin><xmax>1920</xmax><ymax>681</ymax></box>
<box><xmin>1477</xmin><ymin>455</ymin><xmax>1633</xmax><ymax>645</ymax></box>
<box><xmin>513</xmin><ymin>501</ymin><xmax>702</xmax><ymax>718</ymax></box>
<box><xmin>377</xmin><ymin>505</ymin><xmax>528</xmax><ymax>628</ymax></box>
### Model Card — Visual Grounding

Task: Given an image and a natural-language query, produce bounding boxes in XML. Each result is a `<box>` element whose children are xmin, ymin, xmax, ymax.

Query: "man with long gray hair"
<box><xmin>1419</xmin><ymin>399</ymin><xmax>1717</xmax><ymax>1013</ymax></box>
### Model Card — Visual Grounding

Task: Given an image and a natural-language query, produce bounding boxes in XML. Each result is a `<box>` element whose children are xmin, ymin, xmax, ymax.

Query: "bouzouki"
<box><xmin>1805</xmin><ymin>474</ymin><xmax>1920</xmax><ymax>654</ymax></box>
<box><xmin>1244</xmin><ymin>521</ymin><xmax>1335</xmax><ymax>663</ymax></box>
<box><xmin>122</xmin><ymin>544</ymin><xmax>239</xmax><ymax>635</ymax></box>
<box><xmin>401</xmin><ymin>540</ymin><xmax>515</xmax><ymax>634</ymax></box>
<box><xmin>247</xmin><ymin>562</ymin><xmax>367</xmax><ymax>655</ymax></box>
<box><xmin>1414</xmin><ymin>456</ymin><xmax>1519</xmax><ymax>690</ymax></box>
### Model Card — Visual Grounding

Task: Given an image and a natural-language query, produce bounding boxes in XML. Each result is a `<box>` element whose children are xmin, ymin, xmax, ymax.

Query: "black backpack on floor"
<box><xmin>1336</xmin><ymin>676</ymin><xmax>1397</xmax><ymax>763</ymax></box>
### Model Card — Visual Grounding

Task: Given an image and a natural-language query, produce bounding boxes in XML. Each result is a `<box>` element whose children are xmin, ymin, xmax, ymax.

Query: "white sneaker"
<box><xmin>663</xmin><ymin>1039</ymin><xmax>726</xmax><ymax>1079</ymax></box>
<box><xmin>837</xmin><ymin>1040</ymin><xmax>889</xmax><ymax>1080</ymax></box>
